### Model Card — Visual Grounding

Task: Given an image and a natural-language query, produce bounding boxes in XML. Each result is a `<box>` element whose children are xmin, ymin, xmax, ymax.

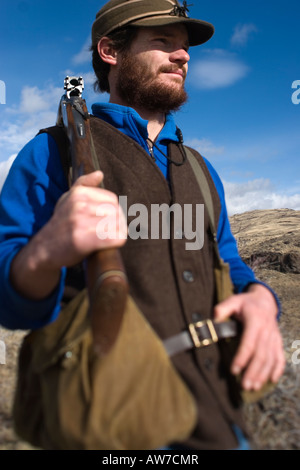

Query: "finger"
<box><xmin>230</xmin><ymin>319</ymin><xmax>258</xmax><ymax>377</ymax></box>
<box><xmin>95</xmin><ymin>203</ymin><xmax>128</xmax><ymax>242</ymax></box>
<box><xmin>72</xmin><ymin>190</ymin><xmax>120</xmax><ymax>215</ymax></box>
<box><xmin>239</xmin><ymin>327</ymin><xmax>273</xmax><ymax>390</ymax></box>
<box><xmin>270</xmin><ymin>334</ymin><xmax>286</xmax><ymax>383</ymax></box>
<box><xmin>70</xmin><ymin>204</ymin><xmax>127</xmax><ymax>254</ymax></box>
<box><xmin>257</xmin><ymin>330</ymin><xmax>285</xmax><ymax>387</ymax></box>
<box><xmin>250</xmin><ymin>326</ymin><xmax>286</xmax><ymax>387</ymax></box>
<box><xmin>235</xmin><ymin>324</ymin><xmax>286</xmax><ymax>390</ymax></box>
<box><xmin>56</xmin><ymin>172</ymin><xmax>106</xmax><ymax>211</ymax></box>
<box><xmin>55</xmin><ymin>187</ymin><xmax>117</xmax><ymax>217</ymax></box>
<box><xmin>214</xmin><ymin>294</ymin><xmax>243</xmax><ymax>322</ymax></box>
<box><xmin>73</xmin><ymin>171</ymin><xmax>104</xmax><ymax>188</ymax></box>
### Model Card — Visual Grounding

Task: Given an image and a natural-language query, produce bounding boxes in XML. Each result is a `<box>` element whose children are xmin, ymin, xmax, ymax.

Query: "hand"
<box><xmin>214</xmin><ymin>283</ymin><xmax>286</xmax><ymax>391</ymax></box>
<box><xmin>48</xmin><ymin>171</ymin><xmax>127</xmax><ymax>268</ymax></box>
<box><xmin>10</xmin><ymin>171</ymin><xmax>127</xmax><ymax>300</ymax></box>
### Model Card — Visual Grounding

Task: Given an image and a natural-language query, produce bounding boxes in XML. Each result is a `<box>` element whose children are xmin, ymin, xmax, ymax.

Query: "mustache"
<box><xmin>159</xmin><ymin>66</ymin><xmax>187</xmax><ymax>80</ymax></box>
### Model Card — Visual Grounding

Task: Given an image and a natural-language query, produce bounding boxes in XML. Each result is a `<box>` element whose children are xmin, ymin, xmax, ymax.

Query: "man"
<box><xmin>0</xmin><ymin>0</ymin><xmax>285</xmax><ymax>449</ymax></box>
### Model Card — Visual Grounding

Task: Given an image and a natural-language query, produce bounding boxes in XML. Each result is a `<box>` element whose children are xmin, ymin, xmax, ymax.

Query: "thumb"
<box><xmin>213</xmin><ymin>294</ymin><xmax>242</xmax><ymax>322</ymax></box>
<box><xmin>73</xmin><ymin>171</ymin><xmax>104</xmax><ymax>188</ymax></box>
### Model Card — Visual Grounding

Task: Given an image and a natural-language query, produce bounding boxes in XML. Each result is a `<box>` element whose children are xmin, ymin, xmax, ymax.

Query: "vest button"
<box><xmin>191</xmin><ymin>312</ymin><xmax>203</xmax><ymax>322</ymax></box>
<box><xmin>204</xmin><ymin>358</ymin><xmax>214</xmax><ymax>371</ymax></box>
<box><xmin>183</xmin><ymin>270</ymin><xmax>194</xmax><ymax>283</ymax></box>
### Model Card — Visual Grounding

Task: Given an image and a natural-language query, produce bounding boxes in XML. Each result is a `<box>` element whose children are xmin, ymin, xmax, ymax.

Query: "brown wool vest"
<box><xmin>50</xmin><ymin>116</ymin><xmax>246</xmax><ymax>450</ymax></box>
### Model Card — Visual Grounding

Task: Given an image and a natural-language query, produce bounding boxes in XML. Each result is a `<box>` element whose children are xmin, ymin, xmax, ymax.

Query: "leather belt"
<box><xmin>163</xmin><ymin>319</ymin><xmax>239</xmax><ymax>357</ymax></box>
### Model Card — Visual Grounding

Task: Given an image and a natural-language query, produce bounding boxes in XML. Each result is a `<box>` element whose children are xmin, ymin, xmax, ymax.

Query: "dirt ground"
<box><xmin>0</xmin><ymin>208</ymin><xmax>299</xmax><ymax>450</ymax></box>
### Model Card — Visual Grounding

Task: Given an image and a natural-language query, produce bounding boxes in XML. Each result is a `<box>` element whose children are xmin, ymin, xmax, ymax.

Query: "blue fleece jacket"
<box><xmin>0</xmin><ymin>103</ymin><xmax>278</xmax><ymax>330</ymax></box>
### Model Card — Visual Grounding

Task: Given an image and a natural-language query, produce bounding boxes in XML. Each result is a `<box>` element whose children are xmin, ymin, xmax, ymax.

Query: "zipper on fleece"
<box><xmin>146</xmin><ymin>139</ymin><xmax>156</xmax><ymax>161</ymax></box>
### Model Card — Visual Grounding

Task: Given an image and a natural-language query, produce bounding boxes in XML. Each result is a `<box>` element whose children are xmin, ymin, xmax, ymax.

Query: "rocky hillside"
<box><xmin>0</xmin><ymin>208</ymin><xmax>299</xmax><ymax>450</ymax></box>
<box><xmin>230</xmin><ymin>209</ymin><xmax>300</xmax><ymax>450</ymax></box>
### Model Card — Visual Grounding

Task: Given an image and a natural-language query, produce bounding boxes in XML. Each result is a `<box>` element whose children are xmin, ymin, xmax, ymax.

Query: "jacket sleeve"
<box><xmin>203</xmin><ymin>158</ymin><xmax>281</xmax><ymax>315</ymax></box>
<box><xmin>0</xmin><ymin>133</ymin><xmax>68</xmax><ymax>330</ymax></box>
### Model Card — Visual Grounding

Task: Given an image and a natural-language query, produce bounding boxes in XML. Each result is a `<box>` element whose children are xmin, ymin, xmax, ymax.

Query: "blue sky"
<box><xmin>0</xmin><ymin>0</ymin><xmax>299</xmax><ymax>214</ymax></box>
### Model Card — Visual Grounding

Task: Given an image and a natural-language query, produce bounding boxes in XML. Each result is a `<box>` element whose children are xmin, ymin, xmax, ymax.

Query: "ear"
<box><xmin>97</xmin><ymin>37</ymin><xmax>118</xmax><ymax>65</ymax></box>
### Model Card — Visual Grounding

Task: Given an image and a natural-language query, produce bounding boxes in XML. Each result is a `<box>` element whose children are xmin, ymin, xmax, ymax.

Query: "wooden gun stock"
<box><xmin>57</xmin><ymin>77</ymin><xmax>128</xmax><ymax>355</ymax></box>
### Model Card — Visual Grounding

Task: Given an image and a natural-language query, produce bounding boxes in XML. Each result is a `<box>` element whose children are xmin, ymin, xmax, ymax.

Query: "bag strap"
<box><xmin>184</xmin><ymin>146</ymin><xmax>222</xmax><ymax>263</ymax></box>
<box><xmin>184</xmin><ymin>147</ymin><xmax>216</xmax><ymax>235</ymax></box>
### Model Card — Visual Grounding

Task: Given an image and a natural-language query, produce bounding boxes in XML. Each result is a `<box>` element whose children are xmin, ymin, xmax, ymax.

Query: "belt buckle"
<box><xmin>188</xmin><ymin>319</ymin><xmax>219</xmax><ymax>348</ymax></box>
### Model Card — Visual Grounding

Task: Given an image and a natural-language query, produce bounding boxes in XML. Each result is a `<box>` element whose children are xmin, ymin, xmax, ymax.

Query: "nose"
<box><xmin>169</xmin><ymin>47</ymin><xmax>190</xmax><ymax>65</ymax></box>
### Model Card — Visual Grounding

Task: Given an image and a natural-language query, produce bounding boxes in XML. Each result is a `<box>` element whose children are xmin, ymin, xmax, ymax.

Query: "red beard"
<box><xmin>116</xmin><ymin>52</ymin><xmax>188</xmax><ymax>113</ymax></box>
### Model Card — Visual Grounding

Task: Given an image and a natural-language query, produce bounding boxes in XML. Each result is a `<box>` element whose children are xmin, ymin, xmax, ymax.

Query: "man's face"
<box><xmin>115</xmin><ymin>24</ymin><xmax>190</xmax><ymax>113</ymax></box>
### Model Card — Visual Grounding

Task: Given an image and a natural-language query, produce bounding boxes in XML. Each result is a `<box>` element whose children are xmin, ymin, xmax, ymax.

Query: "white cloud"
<box><xmin>0</xmin><ymin>84</ymin><xmax>62</xmax><ymax>162</ymax></box>
<box><xmin>0</xmin><ymin>75</ymin><xmax>102</xmax><ymax>164</ymax></box>
<box><xmin>0</xmin><ymin>154</ymin><xmax>17</xmax><ymax>192</ymax></box>
<box><xmin>19</xmin><ymin>85</ymin><xmax>61</xmax><ymax>114</ymax></box>
<box><xmin>185</xmin><ymin>137</ymin><xmax>225</xmax><ymax>157</ymax></box>
<box><xmin>189</xmin><ymin>49</ymin><xmax>250</xmax><ymax>89</ymax></box>
<box><xmin>82</xmin><ymin>72</ymin><xmax>97</xmax><ymax>86</ymax></box>
<box><xmin>223</xmin><ymin>178</ymin><xmax>300</xmax><ymax>215</ymax></box>
<box><xmin>231</xmin><ymin>23</ymin><xmax>258</xmax><ymax>47</ymax></box>
<box><xmin>72</xmin><ymin>37</ymin><xmax>92</xmax><ymax>65</ymax></box>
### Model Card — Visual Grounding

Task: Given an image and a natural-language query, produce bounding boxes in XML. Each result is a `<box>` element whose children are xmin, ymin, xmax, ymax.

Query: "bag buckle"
<box><xmin>188</xmin><ymin>319</ymin><xmax>219</xmax><ymax>348</ymax></box>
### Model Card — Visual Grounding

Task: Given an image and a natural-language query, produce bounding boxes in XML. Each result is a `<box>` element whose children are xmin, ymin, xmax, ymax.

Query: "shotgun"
<box><xmin>56</xmin><ymin>76</ymin><xmax>128</xmax><ymax>355</ymax></box>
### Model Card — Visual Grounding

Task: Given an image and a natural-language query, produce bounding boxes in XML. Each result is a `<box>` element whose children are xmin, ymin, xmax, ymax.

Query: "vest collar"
<box><xmin>91</xmin><ymin>102</ymin><xmax>180</xmax><ymax>148</ymax></box>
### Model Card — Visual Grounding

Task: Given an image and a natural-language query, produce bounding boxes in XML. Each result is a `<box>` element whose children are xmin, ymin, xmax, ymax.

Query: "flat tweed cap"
<box><xmin>92</xmin><ymin>0</ymin><xmax>214</xmax><ymax>47</ymax></box>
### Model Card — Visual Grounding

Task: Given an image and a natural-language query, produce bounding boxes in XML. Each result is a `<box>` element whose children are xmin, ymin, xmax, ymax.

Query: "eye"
<box><xmin>153</xmin><ymin>37</ymin><xmax>168</xmax><ymax>44</ymax></box>
<box><xmin>181</xmin><ymin>41</ymin><xmax>190</xmax><ymax>52</ymax></box>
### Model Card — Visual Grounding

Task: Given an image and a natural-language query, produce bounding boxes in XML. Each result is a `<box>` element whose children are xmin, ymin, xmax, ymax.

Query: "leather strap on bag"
<box><xmin>162</xmin><ymin>146</ymin><xmax>239</xmax><ymax>357</ymax></box>
<box><xmin>163</xmin><ymin>317</ymin><xmax>239</xmax><ymax>357</ymax></box>
<box><xmin>184</xmin><ymin>146</ymin><xmax>223</xmax><ymax>262</ymax></box>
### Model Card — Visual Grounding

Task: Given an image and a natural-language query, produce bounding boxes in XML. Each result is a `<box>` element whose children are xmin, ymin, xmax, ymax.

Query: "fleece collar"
<box><xmin>91</xmin><ymin>102</ymin><xmax>180</xmax><ymax>148</ymax></box>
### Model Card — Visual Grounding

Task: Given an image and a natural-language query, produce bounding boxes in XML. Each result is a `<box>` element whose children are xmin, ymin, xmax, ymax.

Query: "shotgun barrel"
<box><xmin>57</xmin><ymin>76</ymin><xmax>128</xmax><ymax>355</ymax></box>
